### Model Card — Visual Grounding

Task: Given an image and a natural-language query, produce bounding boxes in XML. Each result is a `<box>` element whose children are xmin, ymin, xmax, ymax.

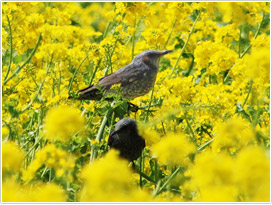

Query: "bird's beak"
<box><xmin>161</xmin><ymin>50</ymin><xmax>173</xmax><ymax>55</ymax></box>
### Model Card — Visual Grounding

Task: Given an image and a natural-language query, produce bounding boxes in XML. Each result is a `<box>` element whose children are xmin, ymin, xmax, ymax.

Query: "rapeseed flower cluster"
<box><xmin>2</xmin><ymin>2</ymin><xmax>270</xmax><ymax>202</ymax></box>
<box><xmin>80</xmin><ymin>150</ymin><xmax>152</xmax><ymax>202</ymax></box>
<box><xmin>186</xmin><ymin>146</ymin><xmax>270</xmax><ymax>202</ymax></box>
<box><xmin>44</xmin><ymin>105</ymin><xmax>86</xmax><ymax>142</ymax></box>
<box><xmin>152</xmin><ymin>133</ymin><xmax>195</xmax><ymax>167</ymax></box>
<box><xmin>22</xmin><ymin>144</ymin><xmax>75</xmax><ymax>181</ymax></box>
<box><xmin>3</xmin><ymin>179</ymin><xmax>67</xmax><ymax>202</ymax></box>
<box><xmin>212</xmin><ymin>117</ymin><xmax>255</xmax><ymax>153</ymax></box>
<box><xmin>3</xmin><ymin>141</ymin><xmax>24</xmax><ymax>173</ymax></box>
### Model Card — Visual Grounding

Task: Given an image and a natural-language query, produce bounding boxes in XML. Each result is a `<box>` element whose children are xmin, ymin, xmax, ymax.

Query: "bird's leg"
<box><xmin>128</xmin><ymin>102</ymin><xmax>139</xmax><ymax>112</ymax></box>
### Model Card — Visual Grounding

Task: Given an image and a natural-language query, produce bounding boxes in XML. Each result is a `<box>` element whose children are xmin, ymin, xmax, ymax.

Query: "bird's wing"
<box><xmin>77</xmin><ymin>84</ymin><xmax>101</xmax><ymax>100</ymax></box>
<box><xmin>78</xmin><ymin>84</ymin><xmax>95</xmax><ymax>92</ymax></box>
<box><xmin>77</xmin><ymin>64</ymin><xmax>142</xmax><ymax>100</ymax></box>
<box><xmin>98</xmin><ymin>64</ymin><xmax>141</xmax><ymax>88</ymax></box>
<box><xmin>98</xmin><ymin>72</ymin><xmax>122</xmax><ymax>87</ymax></box>
<box><xmin>77</xmin><ymin>72</ymin><xmax>123</xmax><ymax>100</ymax></box>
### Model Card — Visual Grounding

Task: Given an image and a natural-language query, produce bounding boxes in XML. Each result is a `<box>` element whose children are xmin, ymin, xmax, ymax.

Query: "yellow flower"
<box><xmin>152</xmin><ymin>132</ymin><xmax>195</xmax><ymax>167</ymax></box>
<box><xmin>79</xmin><ymin>150</ymin><xmax>152</xmax><ymax>202</ymax></box>
<box><xmin>44</xmin><ymin>105</ymin><xmax>85</xmax><ymax>142</ymax></box>
<box><xmin>216</xmin><ymin>2</ymin><xmax>264</xmax><ymax>26</ymax></box>
<box><xmin>1</xmin><ymin>2</ymin><xmax>270</xmax><ymax>202</ymax></box>
<box><xmin>138</xmin><ymin>125</ymin><xmax>161</xmax><ymax>147</ymax></box>
<box><xmin>83</xmin><ymin>101</ymin><xmax>95</xmax><ymax>112</ymax></box>
<box><xmin>197</xmin><ymin>185</ymin><xmax>239</xmax><ymax>202</ymax></box>
<box><xmin>22</xmin><ymin>144</ymin><xmax>75</xmax><ymax>181</ymax></box>
<box><xmin>90</xmin><ymin>139</ymin><xmax>99</xmax><ymax>145</ymax></box>
<box><xmin>245</xmin><ymin>47</ymin><xmax>270</xmax><ymax>83</ymax></box>
<box><xmin>33</xmin><ymin>183</ymin><xmax>67</xmax><ymax>202</ymax></box>
<box><xmin>234</xmin><ymin>146</ymin><xmax>270</xmax><ymax>202</ymax></box>
<box><xmin>2</xmin><ymin>126</ymin><xmax>10</xmax><ymax>137</ymax></box>
<box><xmin>3</xmin><ymin>141</ymin><xmax>24</xmax><ymax>172</ymax></box>
<box><xmin>127</xmin><ymin>27</ymin><xmax>136</xmax><ymax>35</ymax></box>
<box><xmin>142</xmin><ymin>27</ymin><xmax>166</xmax><ymax>48</ymax></box>
<box><xmin>2</xmin><ymin>179</ymin><xmax>66</xmax><ymax>202</ymax></box>
<box><xmin>195</xmin><ymin>41</ymin><xmax>237</xmax><ymax>75</ymax></box>
<box><xmin>188</xmin><ymin>151</ymin><xmax>237</xmax><ymax>202</ymax></box>
<box><xmin>212</xmin><ymin>116</ymin><xmax>255</xmax><ymax>153</ymax></box>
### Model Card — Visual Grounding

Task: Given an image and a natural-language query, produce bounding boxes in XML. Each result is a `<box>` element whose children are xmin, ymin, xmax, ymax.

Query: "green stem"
<box><xmin>161</xmin><ymin>122</ymin><xmax>166</xmax><ymax>135</ymax></box>
<box><xmin>134</xmin><ymin>168</ymin><xmax>155</xmax><ymax>183</ymax></box>
<box><xmin>240</xmin><ymin>13</ymin><xmax>263</xmax><ymax>58</ymax></box>
<box><xmin>223</xmin><ymin>28</ymin><xmax>250</xmax><ymax>85</ymax></box>
<box><xmin>102</xmin><ymin>5</ymin><xmax>116</xmax><ymax>39</ymax></box>
<box><xmin>197</xmin><ymin>138</ymin><xmax>215</xmax><ymax>151</ymax></box>
<box><xmin>223</xmin><ymin>72</ymin><xmax>230</xmax><ymax>84</ymax></box>
<box><xmin>68</xmin><ymin>55</ymin><xmax>89</xmax><ymax>94</ymax></box>
<box><xmin>4</xmin><ymin>15</ymin><xmax>13</xmax><ymax>81</ymax></box>
<box><xmin>4</xmin><ymin>33</ymin><xmax>42</xmax><ymax>85</ymax></box>
<box><xmin>3</xmin><ymin>77</ymin><xmax>25</xmax><ymax>95</ymax></box>
<box><xmin>238</xmin><ymin>26</ymin><xmax>242</xmax><ymax>58</ymax></box>
<box><xmin>154</xmin><ymin>159</ymin><xmax>158</xmax><ymax>182</ymax></box>
<box><xmin>41</xmin><ymin>167</ymin><xmax>49</xmax><ymax>178</ymax></box>
<box><xmin>144</xmin><ymin>87</ymin><xmax>155</xmax><ymax>122</ymax></box>
<box><xmin>107</xmin><ymin>39</ymin><xmax>119</xmax><ymax>75</ymax></box>
<box><xmin>20</xmin><ymin>62</ymin><xmax>50</xmax><ymax>114</ymax></box>
<box><xmin>90</xmin><ymin>114</ymin><xmax>108</xmax><ymax>162</ymax></box>
<box><xmin>21</xmin><ymin>80</ymin><xmax>44</xmax><ymax>112</ymax></box>
<box><xmin>125</xmin><ymin>17</ymin><xmax>144</xmax><ymax>46</ymax></box>
<box><xmin>95</xmin><ymin>111</ymin><xmax>111</xmax><ymax>141</ymax></box>
<box><xmin>90</xmin><ymin>103</ymin><xmax>114</xmax><ymax>163</ymax></box>
<box><xmin>89</xmin><ymin>59</ymin><xmax>101</xmax><ymax>86</ymax></box>
<box><xmin>154</xmin><ymin>167</ymin><xmax>181</xmax><ymax>196</ymax></box>
<box><xmin>103</xmin><ymin>22</ymin><xmax>111</xmax><ymax>39</ymax></box>
<box><xmin>49</xmin><ymin>168</ymin><xmax>52</xmax><ymax>182</ymax></box>
<box><xmin>131</xmin><ymin>17</ymin><xmax>137</xmax><ymax>60</ymax></box>
<box><xmin>252</xmin><ymin>93</ymin><xmax>261</xmax><ymax>128</ymax></box>
<box><xmin>153</xmin><ymin>180</ymin><xmax>161</xmax><ymax>196</ymax></box>
<box><xmin>104</xmin><ymin>112</ymin><xmax>115</xmax><ymax>144</ymax></box>
<box><xmin>242</xmin><ymin>80</ymin><xmax>253</xmax><ymax>108</ymax></box>
<box><xmin>58</xmin><ymin>71</ymin><xmax>61</xmax><ymax>95</ymax></box>
<box><xmin>184</xmin><ymin>114</ymin><xmax>196</xmax><ymax>144</ymax></box>
<box><xmin>164</xmin><ymin>18</ymin><xmax>177</xmax><ymax>49</ymax></box>
<box><xmin>30</xmin><ymin>73</ymin><xmax>39</xmax><ymax>88</ymax></box>
<box><xmin>24</xmin><ymin>137</ymin><xmax>41</xmax><ymax>160</ymax></box>
<box><xmin>184</xmin><ymin>53</ymin><xmax>195</xmax><ymax>77</ymax></box>
<box><xmin>139</xmin><ymin>153</ymin><xmax>143</xmax><ymax>187</ymax></box>
<box><xmin>138</xmin><ymin>103</ymin><xmax>160</xmax><ymax>110</ymax></box>
<box><xmin>104</xmin><ymin>39</ymin><xmax>117</xmax><ymax>76</ymax></box>
<box><xmin>169</xmin><ymin>14</ymin><xmax>200</xmax><ymax>76</ymax></box>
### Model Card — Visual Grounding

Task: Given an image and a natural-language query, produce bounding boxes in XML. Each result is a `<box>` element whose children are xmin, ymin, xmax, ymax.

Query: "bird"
<box><xmin>69</xmin><ymin>50</ymin><xmax>173</xmax><ymax>101</ymax></box>
<box><xmin>108</xmin><ymin>118</ymin><xmax>145</xmax><ymax>162</ymax></box>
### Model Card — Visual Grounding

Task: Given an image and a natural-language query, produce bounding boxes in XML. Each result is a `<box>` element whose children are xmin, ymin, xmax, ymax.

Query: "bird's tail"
<box><xmin>68</xmin><ymin>84</ymin><xmax>102</xmax><ymax>100</ymax></box>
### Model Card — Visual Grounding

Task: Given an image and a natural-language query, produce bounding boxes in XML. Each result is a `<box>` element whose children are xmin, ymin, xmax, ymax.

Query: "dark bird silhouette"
<box><xmin>69</xmin><ymin>50</ymin><xmax>172</xmax><ymax>101</ymax></box>
<box><xmin>108</xmin><ymin>118</ymin><xmax>145</xmax><ymax>162</ymax></box>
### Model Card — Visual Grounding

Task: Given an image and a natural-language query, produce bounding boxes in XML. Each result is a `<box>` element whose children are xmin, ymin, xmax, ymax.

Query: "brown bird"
<box><xmin>108</xmin><ymin>118</ymin><xmax>145</xmax><ymax>162</ymax></box>
<box><xmin>69</xmin><ymin>50</ymin><xmax>172</xmax><ymax>101</ymax></box>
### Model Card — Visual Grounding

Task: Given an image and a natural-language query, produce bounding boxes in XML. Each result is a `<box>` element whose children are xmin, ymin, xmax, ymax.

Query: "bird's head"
<box><xmin>109</xmin><ymin>118</ymin><xmax>138</xmax><ymax>139</ymax></box>
<box><xmin>133</xmin><ymin>50</ymin><xmax>173</xmax><ymax>68</ymax></box>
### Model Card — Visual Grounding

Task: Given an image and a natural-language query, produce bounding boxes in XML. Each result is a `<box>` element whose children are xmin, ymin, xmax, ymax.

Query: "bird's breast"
<box><xmin>122</xmin><ymin>70</ymin><xmax>157</xmax><ymax>99</ymax></box>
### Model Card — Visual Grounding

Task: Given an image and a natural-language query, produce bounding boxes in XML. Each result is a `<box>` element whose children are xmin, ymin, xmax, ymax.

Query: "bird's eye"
<box><xmin>142</xmin><ymin>56</ymin><xmax>150</xmax><ymax>64</ymax></box>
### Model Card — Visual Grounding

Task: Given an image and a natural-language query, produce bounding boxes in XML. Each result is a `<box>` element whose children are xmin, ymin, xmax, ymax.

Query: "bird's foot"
<box><xmin>128</xmin><ymin>102</ymin><xmax>139</xmax><ymax>112</ymax></box>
